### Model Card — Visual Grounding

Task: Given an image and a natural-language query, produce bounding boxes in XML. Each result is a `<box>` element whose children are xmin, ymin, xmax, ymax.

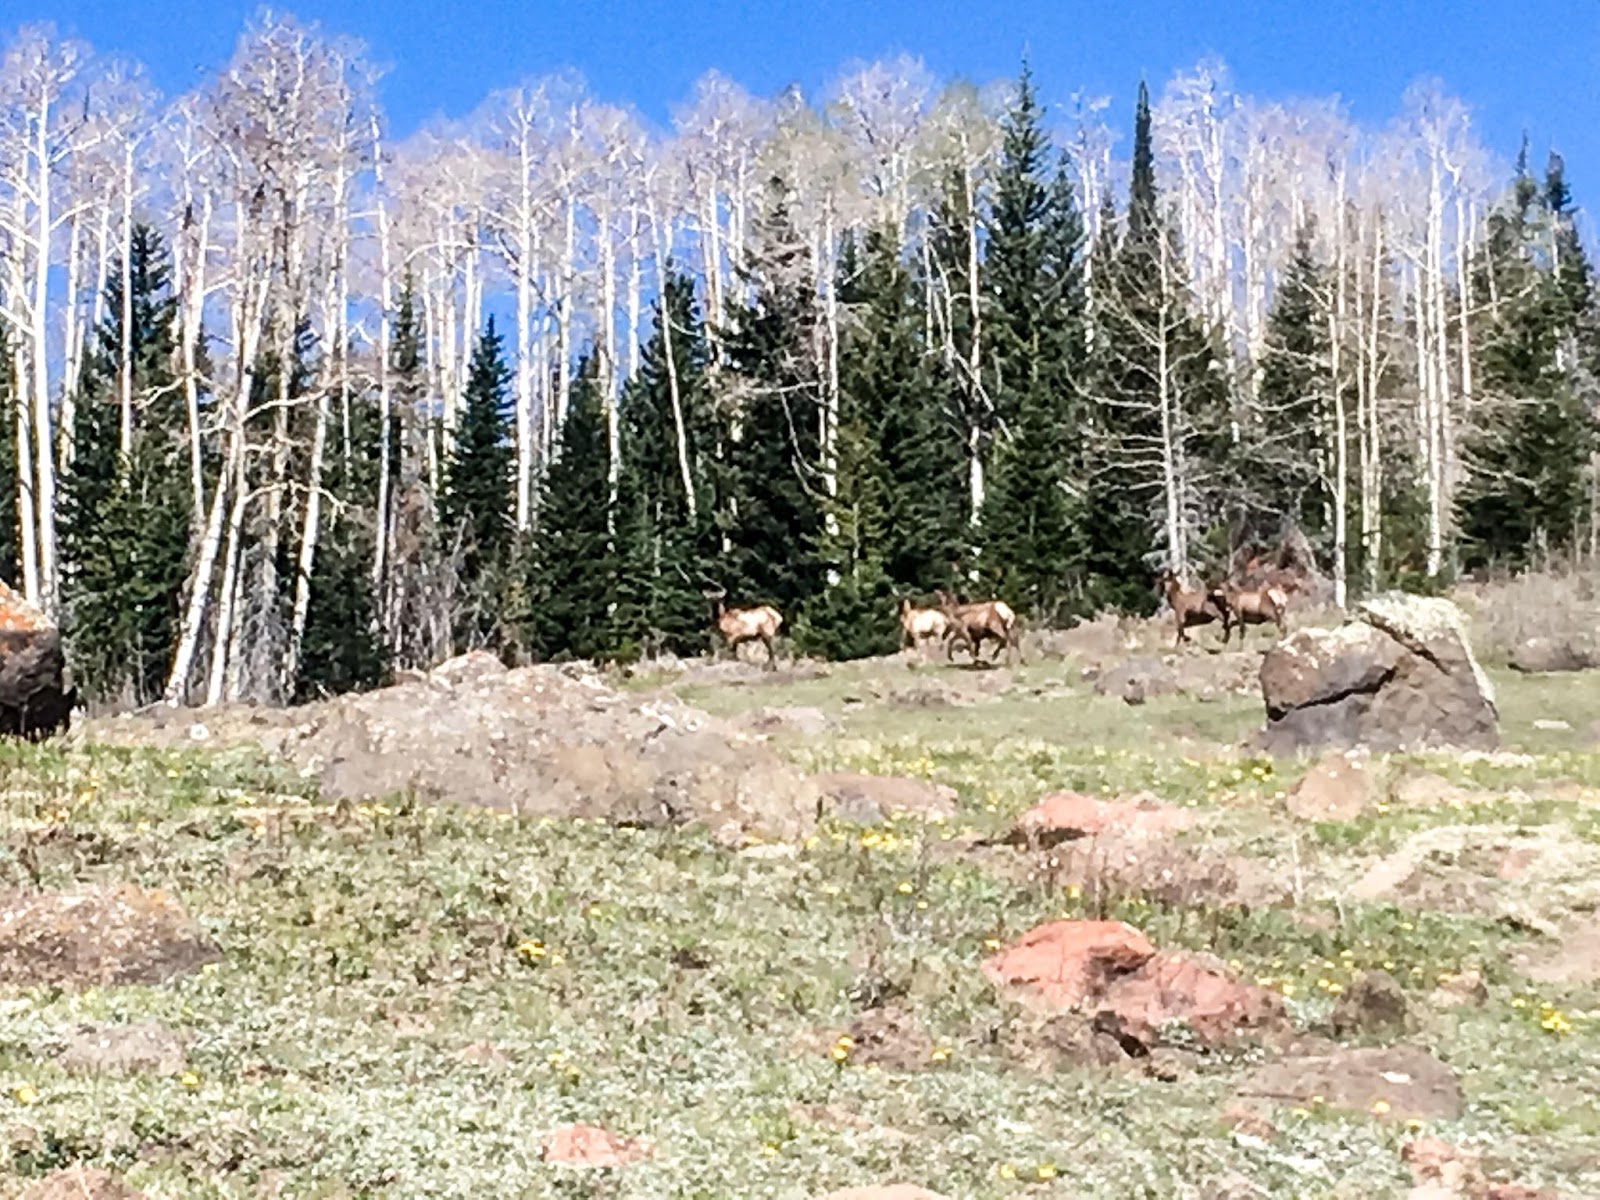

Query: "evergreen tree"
<box><xmin>526</xmin><ymin>355</ymin><xmax>619</xmax><ymax>661</ymax></box>
<box><xmin>613</xmin><ymin>270</ymin><xmax>717</xmax><ymax>659</ymax></box>
<box><xmin>295</xmin><ymin>379</ymin><xmax>388</xmax><ymax>701</ymax></box>
<box><xmin>1247</xmin><ymin>225</ymin><xmax>1331</xmax><ymax>544</ymax></box>
<box><xmin>838</xmin><ymin>228</ymin><xmax>966</xmax><ymax>596</ymax></box>
<box><xmin>384</xmin><ymin>277</ymin><xmax>454</xmax><ymax>669</ymax></box>
<box><xmin>1086</xmin><ymin>81</ymin><xmax>1229</xmax><ymax>609</ymax></box>
<box><xmin>720</xmin><ymin>176</ymin><xmax>825</xmax><ymax>616</ymax></box>
<box><xmin>1458</xmin><ymin>156</ymin><xmax>1594</xmax><ymax>566</ymax></box>
<box><xmin>979</xmin><ymin>67</ymin><xmax>1091</xmax><ymax>619</ymax></box>
<box><xmin>59</xmin><ymin>224</ymin><xmax>193</xmax><ymax>705</ymax></box>
<box><xmin>441</xmin><ymin>317</ymin><xmax>516</xmax><ymax>650</ymax></box>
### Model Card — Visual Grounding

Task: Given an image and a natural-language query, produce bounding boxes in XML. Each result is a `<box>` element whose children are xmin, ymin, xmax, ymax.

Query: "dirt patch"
<box><xmin>15</xmin><ymin>1167</ymin><xmax>146</xmax><ymax>1200</ymax></box>
<box><xmin>1235</xmin><ymin>1044</ymin><xmax>1462</xmax><ymax>1121</ymax></box>
<box><xmin>1401</xmin><ymin>1137</ymin><xmax>1558</xmax><ymax>1200</ymax></box>
<box><xmin>1520</xmin><ymin>926</ymin><xmax>1600</xmax><ymax>987</ymax></box>
<box><xmin>840</xmin><ymin>1005</ymin><xmax>937</xmax><ymax>1071</ymax></box>
<box><xmin>0</xmin><ymin>886</ymin><xmax>220</xmax><ymax>989</ymax></box>
<box><xmin>56</xmin><ymin>1022</ymin><xmax>186</xmax><ymax>1074</ymax></box>
<box><xmin>1287</xmin><ymin>752</ymin><xmax>1377</xmax><ymax>822</ymax></box>
<box><xmin>540</xmin><ymin>1123</ymin><xmax>653</xmax><ymax>1168</ymax></box>
<box><xmin>1345</xmin><ymin>824</ymin><xmax>1600</xmax><ymax>925</ymax></box>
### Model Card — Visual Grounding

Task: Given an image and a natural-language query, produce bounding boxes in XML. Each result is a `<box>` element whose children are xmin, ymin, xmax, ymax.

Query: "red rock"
<box><xmin>981</xmin><ymin>920</ymin><xmax>1155</xmax><ymax>1008</ymax></box>
<box><xmin>983</xmin><ymin>921</ymin><xmax>1283</xmax><ymax>1050</ymax></box>
<box><xmin>1403</xmin><ymin>1137</ymin><xmax>1480</xmax><ymax>1190</ymax></box>
<box><xmin>1097</xmin><ymin>952</ymin><xmax>1285</xmax><ymax>1049</ymax></box>
<box><xmin>541</xmin><ymin>1123</ymin><xmax>652</xmax><ymax>1168</ymax></box>
<box><xmin>1010</xmin><ymin>791</ymin><xmax>1194</xmax><ymax>845</ymax></box>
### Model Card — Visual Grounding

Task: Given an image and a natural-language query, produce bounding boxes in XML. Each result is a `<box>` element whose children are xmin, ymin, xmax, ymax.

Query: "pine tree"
<box><xmin>720</xmin><ymin>176</ymin><xmax>825</xmax><ymax>616</ymax></box>
<box><xmin>979</xmin><ymin>66</ymin><xmax>1091</xmax><ymax>619</ymax></box>
<box><xmin>441</xmin><ymin>317</ymin><xmax>516</xmax><ymax>650</ymax></box>
<box><xmin>1248</xmin><ymin>225</ymin><xmax>1331</xmax><ymax>543</ymax></box>
<box><xmin>526</xmin><ymin>355</ymin><xmax>619</xmax><ymax>661</ymax></box>
<box><xmin>613</xmin><ymin>270</ymin><xmax>717</xmax><ymax>659</ymax></box>
<box><xmin>59</xmin><ymin>224</ymin><xmax>193</xmax><ymax>705</ymax></box>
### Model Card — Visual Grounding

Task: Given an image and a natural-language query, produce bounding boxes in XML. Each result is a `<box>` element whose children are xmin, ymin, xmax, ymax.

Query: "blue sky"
<box><xmin>13</xmin><ymin>0</ymin><xmax>1600</xmax><ymax>226</ymax></box>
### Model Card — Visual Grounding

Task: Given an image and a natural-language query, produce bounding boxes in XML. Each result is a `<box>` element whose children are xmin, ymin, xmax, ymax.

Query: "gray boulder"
<box><xmin>1258</xmin><ymin>594</ymin><xmax>1497</xmax><ymax>755</ymax></box>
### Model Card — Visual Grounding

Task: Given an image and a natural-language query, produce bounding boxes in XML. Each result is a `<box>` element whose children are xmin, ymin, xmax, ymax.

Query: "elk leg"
<box><xmin>763</xmin><ymin>634</ymin><xmax>776</xmax><ymax>670</ymax></box>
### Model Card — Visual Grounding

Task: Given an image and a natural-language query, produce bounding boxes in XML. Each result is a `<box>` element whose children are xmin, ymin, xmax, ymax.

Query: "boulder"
<box><xmin>1286</xmin><ymin>753</ymin><xmax>1375</xmax><ymax>822</ymax></box>
<box><xmin>982</xmin><ymin>920</ymin><xmax>1284</xmax><ymax>1052</ymax></box>
<box><xmin>0</xmin><ymin>580</ymin><xmax>76</xmax><ymax>740</ymax></box>
<box><xmin>1509</xmin><ymin>636</ymin><xmax>1599</xmax><ymax>674</ymax></box>
<box><xmin>1258</xmin><ymin>594</ymin><xmax>1497</xmax><ymax>755</ymax></box>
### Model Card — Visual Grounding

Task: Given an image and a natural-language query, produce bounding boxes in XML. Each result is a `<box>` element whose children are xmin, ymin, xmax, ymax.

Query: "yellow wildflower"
<box><xmin>896</xmin><ymin>881</ymin><xmax>914</xmax><ymax>895</ymax></box>
<box><xmin>1371</xmin><ymin>1099</ymin><xmax>1391</xmax><ymax>1116</ymax></box>
<box><xmin>997</xmin><ymin>1163</ymin><xmax>1017</xmax><ymax>1180</ymax></box>
<box><xmin>930</xmin><ymin>1046</ymin><xmax>951</xmax><ymax>1063</ymax></box>
<box><xmin>12</xmin><ymin>1084</ymin><xmax>37</xmax><ymax>1106</ymax></box>
<box><xmin>180</xmin><ymin>1071</ymin><xmax>201</xmax><ymax>1089</ymax></box>
<box><xmin>1036</xmin><ymin>1163</ymin><xmax>1059</xmax><ymax>1181</ymax></box>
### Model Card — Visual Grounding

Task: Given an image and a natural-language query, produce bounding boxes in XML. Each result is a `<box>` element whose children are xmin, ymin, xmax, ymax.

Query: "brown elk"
<box><xmin>936</xmin><ymin>590</ymin><xmax>1021</xmax><ymax>666</ymax></box>
<box><xmin>1159</xmin><ymin>568</ymin><xmax>1227</xmax><ymax>648</ymax></box>
<box><xmin>1216</xmin><ymin>579</ymin><xmax>1290</xmax><ymax>645</ymax></box>
<box><xmin>707</xmin><ymin>590</ymin><xmax>783</xmax><ymax>669</ymax></box>
<box><xmin>898</xmin><ymin>597</ymin><xmax>949</xmax><ymax>651</ymax></box>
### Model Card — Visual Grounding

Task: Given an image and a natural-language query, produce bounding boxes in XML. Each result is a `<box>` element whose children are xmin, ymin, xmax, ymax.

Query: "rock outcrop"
<box><xmin>0</xmin><ymin>580</ymin><xmax>75</xmax><ymax>740</ymax></box>
<box><xmin>1258</xmin><ymin>594</ymin><xmax>1497</xmax><ymax>754</ymax></box>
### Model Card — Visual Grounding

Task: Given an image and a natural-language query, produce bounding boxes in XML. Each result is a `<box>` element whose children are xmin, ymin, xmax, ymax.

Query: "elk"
<box><xmin>898</xmin><ymin>597</ymin><xmax>949</xmax><ymax>651</ymax></box>
<box><xmin>936</xmin><ymin>590</ymin><xmax>1021</xmax><ymax>666</ymax></box>
<box><xmin>1159</xmin><ymin>568</ymin><xmax>1227</xmax><ymax>648</ymax></box>
<box><xmin>1216</xmin><ymin>579</ymin><xmax>1290</xmax><ymax>645</ymax></box>
<box><xmin>707</xmin><ymin>590</ymin><xmax>783</xmax><ymax>669</ymax></box>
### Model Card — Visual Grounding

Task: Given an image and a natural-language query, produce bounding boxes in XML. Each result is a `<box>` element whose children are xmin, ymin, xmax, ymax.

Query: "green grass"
<box><xmin>0</xmin><ymin>655</ymin><xmax>1598</xmax><ymax>1197</ymax></box>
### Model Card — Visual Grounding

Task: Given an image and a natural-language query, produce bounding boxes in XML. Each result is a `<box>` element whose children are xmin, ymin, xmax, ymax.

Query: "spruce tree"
<box><xmin>59</xmin><ymin>224</ymin><xmax>193</xmax><ymax>705</ymax></box>
<box><xmin>613</xmin><ymin>270</ymin><xmax>717</xmax><ymax>659</ymax></box>
<box><xmin>526</xmin><ymin>355</ymin><xmax>619</xmax><ymax>662</ymax></box>
<box><xmin>980</xmin><ymin>68</ymin><xmax>1091</xmax><ymax>619</ymax></box>
<box><xmin>720</xmin><ymin>176</ymin><xmax>825</xmax><ymax>616</ymax></box>
<box><xmin>441</xmin><ymin>317</ymin><xmax>516</xmax><ymax>650</ymax></box>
